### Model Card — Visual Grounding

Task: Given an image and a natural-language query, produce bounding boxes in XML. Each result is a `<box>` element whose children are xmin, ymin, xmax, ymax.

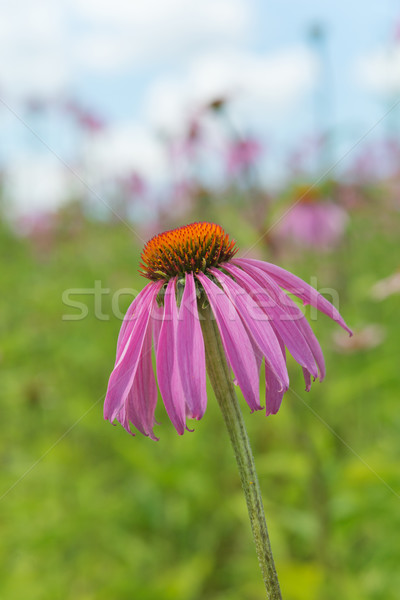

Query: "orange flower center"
<box><xmin>140</xmin><ymin>222</ymin><xmax>238</xmax><ymax>281</ymax></box>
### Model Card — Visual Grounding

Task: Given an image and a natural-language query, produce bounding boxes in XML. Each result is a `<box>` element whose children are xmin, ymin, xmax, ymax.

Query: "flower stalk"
<box><xmin>199</xmin><ymin>302</ymin><xmax>282</xmax><ymax>600</ymax></box>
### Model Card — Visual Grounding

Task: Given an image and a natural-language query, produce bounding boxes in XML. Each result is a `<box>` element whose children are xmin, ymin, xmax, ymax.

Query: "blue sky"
<box><xmin>75</xmin><ymin>0</ymin><xmax>400</xmax><ymax>130</ymax></box>
<box><xmin>1</xmin><ymin>0</ymin><xmax>400</xmax><ymax>212</ymax></box>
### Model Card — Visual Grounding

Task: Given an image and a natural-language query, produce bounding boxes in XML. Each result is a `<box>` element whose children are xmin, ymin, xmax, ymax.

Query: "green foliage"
<box><xmin>0</xmin><ymin>201</ymin><xmax>399</xmax><ymax>599</ymax></box>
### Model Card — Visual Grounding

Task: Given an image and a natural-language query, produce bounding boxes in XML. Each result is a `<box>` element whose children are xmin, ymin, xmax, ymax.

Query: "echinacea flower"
<box><xmin>226</xmin><ymin>138</ymin><xmax>263</xmax><ymax>176</ymax></box>
<box><xmin>104</xmin><ymin>222</ymin><xmax>351</xmax><ymax>439</ymax></box>
<box><xmin>277</xmin><ymin>185</ymin><xmax>349</xmax><ymax>250</ymax></box>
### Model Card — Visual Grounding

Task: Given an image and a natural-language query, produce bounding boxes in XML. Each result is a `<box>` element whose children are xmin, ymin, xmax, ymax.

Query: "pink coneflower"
<box><xmin>63</xmin><ymin>100</ymin><xmax>106</xmax><ymax>133</ymax></box>
<box><xmin>104</xmin><ymin>222</ymin><xmax>351</xmax><ymax>439</ymax></box>
<box><xmin>15</xmin><ymin>210</ymin><xmax>59</xmax><ymax>255</ymax></box>
<box><xmin>277</xmin><ymin>185</ymin><xmax>349</xmax><ymax>249</ymax></box>
<box><xmin>226</xmin><ymin>138</ymin><xmax>262</xmax><ymax>176</ymax></box>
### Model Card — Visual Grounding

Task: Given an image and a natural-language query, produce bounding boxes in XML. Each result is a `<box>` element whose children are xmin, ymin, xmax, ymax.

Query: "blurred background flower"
<box><xmin>275</xmin><ymin>182</ymin><xmax>349</xmax><ymax>250</ymax></box>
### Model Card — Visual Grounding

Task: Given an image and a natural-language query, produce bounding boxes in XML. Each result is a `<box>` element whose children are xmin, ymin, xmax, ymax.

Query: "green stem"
<box><xmin>200</xmin><ymin>303</ymin><xmax>282</xmax><ymax>599</ymax></box>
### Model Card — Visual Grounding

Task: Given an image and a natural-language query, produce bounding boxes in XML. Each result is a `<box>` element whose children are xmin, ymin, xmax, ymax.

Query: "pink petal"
<box><xmin>177</xmin><ymin>273</ymin><xmax>207</xmax><ymax>419</ymax></box>
<box><xmin>104</xmin><ymin>282</ymin><xmax>161</xmax><ymax>422</ymax></box>
<box><xmin>289</xmin><ymin>305</ymin><xmax>325</xmax><ymax>380</ymax></box>
<box><xmin>156</xmin><ymin>278</ymin><xmax>187</xmax><ymax>434</ymax></box>
<box><xmin>122</xmin><ymin>324</ymin><xmax>159</xmax><ymax>440</ymax></box>
<box><xmin>152</xmin><ymin>299</ymin><xmax>164</xmax><ymax>356</ymax></box>
<box><xmin>232</xmin><ymin>260</ymin><xmax>326</xmax><ymax>380</ymax></box>
<box><xmin>302</xmin><ymin>368</ymin><xmax>312</xmax><ymax>392</ymax></box>
<box><xmin>223</xmin><ymin>263</ymin><xmax>319</xmax><ymax>379</ymax></box>
<box><xmin>265</xmin><ymin>338</ymin><xmax>286</xmax><ymax>415</ymax></box>
<box><xmin>116</xmin><ymin>283</ymin><xmax>156</xmax><ymax>361</ymax></box>
<box><xmin>234</xmin><ymin>258</ymin><xmax>352</xmax><ymax>335</ymax></box>
<box><xmin>210</xmin><ymin>267</ymin><xmax>290</xmax><ymax>389</ymax></box>
<box><xmin>197</xmin><ymin>272</ymin><xmax>262</xmax><ymax>412</ymax></box>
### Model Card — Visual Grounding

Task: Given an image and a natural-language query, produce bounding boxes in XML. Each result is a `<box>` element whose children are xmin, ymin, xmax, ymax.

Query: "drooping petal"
<box><xmin>232</xmin><ymin>260</ymin><xmax>326</xmax><ymax>380</ymax></box>
<box><xmin>152</xmin><ymin>298</ymin><xmax>164</xmax><ymax>356</ymax></box>
<box><xmin>210</xmin><ymin>267</ymin><xmax>290</xmax><ymax>389</ymax></box>
<box><xmin>156</xmin><ymin>278</ymin><xmax>187</xmax><ymax>434</ymax></box>
<box><xmin>117</xmin><ymin>402</ymin><xmax>134</xmax><ymax>436</ymax></box>
<box><xmin>197</xmin><ymin>272</ymin><xmax>262</xmax><ymax>412</ymax></box>
<box><xmin>302</xmin><ymin>368</ymin><xmax>312</xmax><ymax>392</ymax></box>
<box><xmin>234</xmin><ymin>257</ymin><xmax>352</xmax><ymax>335</ymax></box>
<box><xmin>290</xmin><ymin>306</ymin><xmax>325</xmax><ymax>380</ymax></box>
<box><xmin>250</xmin><ymin>333</ymin><xmax>264</xmax><ymax>374</ymax></box>
<box><xmin>176</xmin><ymin>273</ymin><xmax>207</xmax><ymax>419</ymax></box>
<box><xmin>265</xmin><ymin>337</ymin><xmax>286</xmax><ymax>415</ymax></box>
<box><xmin>104</xmin><ymin>282</ymin><xmax>161</xmax><ymax>422</ymax></box>
<box><xmin>220</xmin><ymin>264</ymin><xmax>319</xmax><ymax>379</ymax></box>
<box><xmin>116</xmin><ymin>283</ymin><xmax>156</xmax><ymax>361</ymax></box>
<box><xmin>121</xmin><ymin>323</ymin><xmax>159</xmax><ymax>440</ymax></box>
<box><xmin>116</xmin><ymin>321</ymin><xmax>158</xmax><ymax>439</ymax></box>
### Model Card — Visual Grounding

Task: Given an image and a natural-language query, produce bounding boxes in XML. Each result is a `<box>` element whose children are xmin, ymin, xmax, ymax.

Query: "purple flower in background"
<box><xmin>104</xmin><ymin>222</ymin><xmax>351</xmax><ymax>439</ymax></box>
<box><xmin>15</xmin><ymin>210</ymin><xmax>59</xmax><ymax>255</ymax></box>
<box><xmin>277</xmin><ymin>185</ymin><xmax>349</xmax><ymax>249</ymax></box>
<box><xmin>168</xmin><ymin>117</ymin><xmax>204</xmax><ymax>163</ymax></box>
<box><xmin>226</xmin><ymin>138</ymin><xmax>262</xmax><ymax>175</ymax></box>
<box><xmin>63</xmin><ymin>100</ymin><xmax>106</xmax><ymax>133</ymax></box>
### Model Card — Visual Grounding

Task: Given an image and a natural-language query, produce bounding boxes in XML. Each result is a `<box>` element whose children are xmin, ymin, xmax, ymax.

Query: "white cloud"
<box><xmin>71</xmin><ymin>0</ymin><xmax>251</xmax><ymax>72</ymax></box>
<box><xmin>72</xmin><ymin>0</ymin><xmax>248</xmax><ymax>34</ymax></box>
<box><xmin>84</xmin><ymin>123</ymin><xmax>168</xmax><ymax>182</ymax></box>
<box><xmin>0</xmin><ymin>0</ymin><xmax>70</xmax><ymax>98</ymax></box>
<box><xmin>4</xmin><ymin>156</ymin><xmax>73</xmax><ymax>214</ymax></box>
<box><xmin>0</xmin><ymin>0</ymin><xmax>319</xmax><ymax>212</ymax></box>
<box><xmin>144</xmin><ymin>46</ymin><xmax>318</xmax><ymax>132</ymax></box>
<box><xmin>0</xmin><ymin>0</ymin><xmax>252</xmax><ymax>95</ymax></box>
<box><xmin>357</xmin><ymin>44</ymin><xmax>400</xmax><ymax>96</ymax></box>
<box><xmin>73</xmin><ymin>33</ymin><xmax>136</xmax><ymax>72</ymax></box>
